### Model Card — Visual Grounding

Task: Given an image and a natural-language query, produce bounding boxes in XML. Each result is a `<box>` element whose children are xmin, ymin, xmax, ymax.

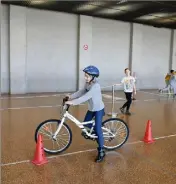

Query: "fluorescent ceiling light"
<box><xmin>30</xmin><ymin>0</ymin><xmax>49</xmax><ymax>5</ymax></box>
<box><xmin>151</xmin><ymin>12</ymin><xmax>176</xmax><ymax>17</ymax></box>
<box><xmin>75</xmin><ymin>2</ymin><xmax>107</xmax><ymax>12</ymax></box>
<box><xmin>136</xmin><ymin>15</ymin><xmax>159</xmax><ymax>20</ymax></box>
<box><xmin>89</xmin><ymin>2</ymin><xmax>108</xmax><ymax>6</ymax></box>
<box><xmin>112</xmin><ymin>4</ymin><xmax>143</xmax><ymax>11</ymax></box>
<box><xmin>95</xmin><ymin>3</ymin><xmax>143</xmax><ymax>16</ymax></box>
<box><xmin>155</xmin><ymin>18</ymin><xmax>176</xmax><ymax>23</ymax></box>
<box><xmin>75</xmin><ymin>5</ymin><xmax>99</xmax><ymax>11</ymax></box>
<box><xmin>171</xmin><ymin>17</ymin><xmax>176</xmax><ymax>21</ymax></box>
<box><xmin>95</xmin><ymin>9</ymin><xmax>123</xmax><ymax>15</ymax></box>
<box><xmin>136</xmin><ymin>13</ymin><xmax>176</xmax><ymax>20</ymax></box>
<box><xmin>117</xmin><ymin>0</ymin><xmax>128</xmax><ymax>5</ymax></box>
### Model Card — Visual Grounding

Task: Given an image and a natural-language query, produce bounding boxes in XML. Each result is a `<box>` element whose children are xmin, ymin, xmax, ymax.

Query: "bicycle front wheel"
<box><xmin>35</xmin><ymin>119</ymin><xmax>72</xmax><ymax>154</ymax></box>
<box><xmin>102</xmin><ymin>118</ymin><xmax>129</xmax><ymax>150</ymax></box>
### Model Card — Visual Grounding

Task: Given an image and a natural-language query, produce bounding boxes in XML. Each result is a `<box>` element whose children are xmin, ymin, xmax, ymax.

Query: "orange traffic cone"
<box><xmin>31</xmin><ymin>134</ymin><xmax>48</xmax><ymax>165</ymax></box>
<box><xmin>143</xmin><ymin>120</ymin><xmax>155</xmax><ymax>144</ymax></box>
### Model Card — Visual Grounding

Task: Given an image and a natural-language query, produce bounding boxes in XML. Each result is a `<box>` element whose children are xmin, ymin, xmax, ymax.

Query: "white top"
<box><xmin>121</xmin><ymin>76</ymin><xmax>135</xmax><ymax>93</ymax></box>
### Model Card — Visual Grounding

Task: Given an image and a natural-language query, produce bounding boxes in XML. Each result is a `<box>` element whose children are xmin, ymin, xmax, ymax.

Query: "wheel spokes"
<box><xmin>37</xmin><ymin>121</ymin><xmax>71</xmax><ymax>153</ymax></box>
<box><xmin>103</xmin><ymin>119</ymin><xmax>128</xmax><ymax>149</ymax></box>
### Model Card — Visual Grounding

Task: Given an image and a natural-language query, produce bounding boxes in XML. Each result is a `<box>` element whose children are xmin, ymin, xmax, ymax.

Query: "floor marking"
<box><xmin>154</xmin><ymin>134</ymin><xmax>176</xmax><ymax>140</ymax></box>
<box><xmin>0</xmin><ymin>94</ymin><xmax>62</xmax><ymax>100</ymax></box>
<box><xmin>0</xmin><ymin>105</ymin><xmax>62</xmax><ymax>110</ymax></box>
<box><xmin>0</xmin><ymin>101</ymin><xmax>122</xmax><ymax>111</ymax></box>
<box><xmin>138</xmin><ymin>90</ymin><xmax>174</xmax><ymax>98</ymax></box>
<box><xmin>143</xmin><ymin>99</ymin><xmax>156</xmax><ymax>102</ymax></box>
<box><xmin>1</xmin><ymin>90</ymin><xmax>174</xmax><ymax>100</ymax></box>
<box><xmin>102</xmin><ymin>94</ymin><xmax>125</xmax><ymax>100</ymax></box>
<box><xmin>48</xmin><ymin>149</ymin><xmax>96</xmax><ymax>159</ymax></box>
<box><xmin>0</xmin><ymin>104</ymin><xmax>85</xmax><ymax>111</ymax></box>
<box><xmin>141</xmin><ymin>98</ymin><xmax>171</xmax><ymax>102</ymax></box>
<box><xmin>159</xmin><ymin>92</ymin><xmax>174</xmax><ymax>95</ymax></box>
<box><xmin>126</xmin><ymin>140</ymin><xmax>142</xmax><ymax>144</ymax></box>
<box><xmin>1</xmin><ymin>160</ymin><xmax>30</xmax><ymax>166</ymax></box>
<box><xmin>0</xmin><ymin>97</ymin><xmax>173</xmax><ymax>111</ymax></box>
<box><xmin>1</xmin><ymin>134</ymin><xmax>176</xmax><ymax>167</ymax></box>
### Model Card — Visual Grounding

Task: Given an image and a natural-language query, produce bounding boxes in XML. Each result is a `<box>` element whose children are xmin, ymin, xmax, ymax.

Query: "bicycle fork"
<box><xmin>52</xmin><ymin>117</ymin><xmax>65</xmax><ymax>140</ymax></box>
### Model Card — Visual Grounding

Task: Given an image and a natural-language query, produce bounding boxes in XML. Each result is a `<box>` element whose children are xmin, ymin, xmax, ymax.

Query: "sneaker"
<box><xmin>95</xmin><ymin>148</ymin><xmax>106</xmax><ymax>163</ymax></box>
<box><xmin>125</xmin><ymin>111</ymin><xmax>131</xmax><ymax>115</ymax></box>
<box><xmin>120</xmin><ymin>107</ymin><xmax>125</xmax><ymax>114</ymax></box>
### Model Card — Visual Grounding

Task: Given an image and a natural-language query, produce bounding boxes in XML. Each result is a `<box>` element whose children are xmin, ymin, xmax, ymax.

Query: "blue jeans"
<box><xmin>84</xmin><ymin>109</ymin><xmax>105</xmax><ymax>149</ymax></box>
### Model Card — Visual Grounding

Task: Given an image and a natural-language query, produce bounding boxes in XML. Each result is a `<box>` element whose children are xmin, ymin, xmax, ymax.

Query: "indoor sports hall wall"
<box><xmin>172</xmin><ymin>30</ymin><xmax>176</xmax><ymax>70</ymax></box>
<box><xmin>26</xmin><ymin>8</ymin><xmax>78</xmax><ymax>93</ymax></box>
<box><xmin>132</xmin><ymin>24</ymin><xmax>171</xmax><ymax>89</ymax></box>
<box><xmin>92</xmin><ymin>18</ymin><xmax>131</xmax><ymax>90</ymax></box>
<box><xmin>1</xmin><ymin>4</ymin><xmax>175</xmax><ymax>94</ymax></box>
<box><xmin>91</xmin><ymin>18</ymin><xmax>130</xmax><ymax>88</ymax></box>
<box><xmin>1</xmin><ymin>5</ymin><xmax>10</xmax><ymax>94</ymax></box>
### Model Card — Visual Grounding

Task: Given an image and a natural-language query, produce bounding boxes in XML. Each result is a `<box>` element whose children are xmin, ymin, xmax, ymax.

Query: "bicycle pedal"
<box><xmin>84</xmin><ymin>136</ymin><xmax>90</xmax><ymax>139</ymax></box>
<box><xmin>88</xmin><ymin>137</ymin><xmax>96</xmax><ymax>141</ymax></box>
<box><xmin>81</xmin><ymin>132</ymin><xmax>89</xmax><ymax>139</ymax></box>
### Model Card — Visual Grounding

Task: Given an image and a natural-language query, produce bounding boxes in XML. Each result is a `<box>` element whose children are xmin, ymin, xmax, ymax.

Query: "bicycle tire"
<box><xmin>35</xmin><ymin>119</ymin><xmax>72</xmax><ymax>154</ymax></box>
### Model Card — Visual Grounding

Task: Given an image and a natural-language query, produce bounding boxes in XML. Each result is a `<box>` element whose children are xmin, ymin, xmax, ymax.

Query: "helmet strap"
<box><xmin>89</xmin><ymin>76</ymin><xmax>95</xmax><ymax>84</ymax></box>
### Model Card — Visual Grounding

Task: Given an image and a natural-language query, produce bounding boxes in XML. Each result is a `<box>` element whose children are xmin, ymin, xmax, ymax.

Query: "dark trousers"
<box><xmin>84</xmin><ymin>109</ymin><xmax>105</xmax><ymax>149</ymax></box>
<box><xmin>122</xmin><ymin>92</ymin><xmax>132</xmax><ymax>111</ymax></box>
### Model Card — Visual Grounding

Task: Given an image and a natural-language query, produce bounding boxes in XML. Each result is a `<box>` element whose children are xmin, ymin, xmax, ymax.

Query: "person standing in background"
<box><xmin>119</xmin><ymin>68</ymin><xmax>136</xmax><ymax>115</ymax></box>
<box><xmin>159</xmin><ymin>70</ymin><xmax>176</xmax><ymax>96</ymax></box>
<box><xmin>169</xmin><ymin>70</ymin><xmax>176</xmax><ymax>97</ymax></box>
<box><xmin>132</xmin><ymin>87</ymin><xmax>136</xmax><ymax>100</ymax></box>
<box><xmin>159</xmin><ymin>71</ymin><xmax>172</xmax><ymax>93</ymax></box>
<box><xmin>132</xmin><ymin>72</ymin><xmax>137</xmax><ymax>100</ymax></box>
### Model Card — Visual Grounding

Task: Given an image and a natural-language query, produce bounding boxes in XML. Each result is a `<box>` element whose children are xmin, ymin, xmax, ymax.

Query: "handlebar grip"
<box><xmin>63</xmin><ymin>96</ymin><xmax>69</xmax><ymax>105</ymax></box>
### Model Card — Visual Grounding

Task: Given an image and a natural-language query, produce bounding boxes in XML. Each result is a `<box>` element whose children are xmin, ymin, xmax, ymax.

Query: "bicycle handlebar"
<box><xmin>62</xmin><ymin>96</ymin><xmax>70</xmax><ymax>111</ymax></box>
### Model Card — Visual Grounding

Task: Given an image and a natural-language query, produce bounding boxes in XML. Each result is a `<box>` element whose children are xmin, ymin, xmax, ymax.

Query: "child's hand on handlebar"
<box><xmin>65</xmin><ymin>101</ymin><xmax>73</xmax><ymax>105</ymax></box>
<box><xmin>65</xmin><ymin>94</ymin><xmax>71</xmax><ymax>99</ymax></box>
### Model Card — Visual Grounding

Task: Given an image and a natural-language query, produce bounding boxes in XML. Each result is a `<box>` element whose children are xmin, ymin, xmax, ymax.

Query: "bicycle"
<box><xmin>34</xmin><ymin>97</ymin><xmax>129</xmax><ymax>154</ymax></box>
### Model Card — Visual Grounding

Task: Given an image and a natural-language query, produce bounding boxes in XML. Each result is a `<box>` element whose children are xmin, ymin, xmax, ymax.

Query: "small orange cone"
<box><xmin>31</xmin><ymin>134</ymin><xmax>48</xmax><ymax>165</ymax></box>
<box><xmin>143</xmin><ymin>120</ymin><xmax>155</xmax><ymax>144</ymax></box>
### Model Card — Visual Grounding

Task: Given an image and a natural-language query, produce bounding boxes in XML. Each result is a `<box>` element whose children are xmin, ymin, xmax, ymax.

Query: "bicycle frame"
<box><xmin>52</xmin><ymin>106</ymin><xmax>115</xmax><ymax>140</ymax></box>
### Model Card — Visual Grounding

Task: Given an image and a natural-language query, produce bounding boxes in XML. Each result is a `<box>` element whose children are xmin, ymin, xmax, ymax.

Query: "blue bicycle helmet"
<box><xmin>83</xmin><ymin>65</ymin><xmax>99</xmax><ymax>77</ymax></box>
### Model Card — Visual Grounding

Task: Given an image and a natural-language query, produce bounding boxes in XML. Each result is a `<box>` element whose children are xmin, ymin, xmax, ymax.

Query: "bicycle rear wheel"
<box><xmin>102</xmin><ymin>118</ymin><xmax>129</xmax><ymax>150</ymax></box>
<box><xmin>35</xmin><ymin>119</ymin><xmax>72</xmax><ymax>154</ymax></box>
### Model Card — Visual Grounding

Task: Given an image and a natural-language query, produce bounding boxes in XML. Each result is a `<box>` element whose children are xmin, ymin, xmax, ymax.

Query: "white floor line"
<box><xmin>154</xmin><ymin>134</ymin><xmax>176</xmax><ymax>140</ymax></box>
<box><xmin>1</xmin><ymin>160</ymin><xmax>30</xmax><ymax>166</ymax></box>
<box><xmin>48</xmin><ymin>149</ymin><xmax>97</xmax><ymax>159</ymax></box>
<box><xmin>1</xmin><ymin>134</ymin><xmax>176</xmax><ymax>167</ymax></box>
<box><xmin>138</xmin><ymin>90</ymin><xmax>173</xmax><ymax>97</ymax></box>
<box><xmin>159</xmin><ymin>92</ymin><xmax>174</xmax><ymax>95</ymax></box>
<box><xmin>143</xmin><ymin>99</ymin><xmax>156</xmax><ymax>102</ymax></box>
<box><xmin>126</xmin><ymin>140</ymin><xmax>142</xmax><ymax>144</ymax></box>
<box><xmin>0</xmin><ymin>94</ymin><xmax>62</xmax><ymax>100</ymax></box>
<box><xmin>0</xmin><ymin>103</ymin><xmax>88</xmax><ymax>111</ymax></box>
<box><xmin>142</xmin><ymin>98</ymin><xmax>170</xmax><ymax>102</ymax></box>
<box><xmin>102</xmin><ymin>94</ymin><xmax>125</xmax><ymax>100</ymax></box>
<box><xmin>0</xmin><ymin>92</ymin><xmax>129</xmax><ymax>100</ymax></box>
<box><xmin>0</xmin><ymin>101</ymin><xmax>121</xmax><ymax>111</ymax></box>
<box><xmin>0</xmin><ymin>97</ymin><xmax>172</xmax><ymax>111</ymax></box>
<box><xmin>0</xmin><ymin>105</ymin><xmax>62</xmax><ymax>110</ymax></box>
<box><xmin>1</xmin><ymin>90</ymin><xmax>173</xmax><ymax>100</ymax></box>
